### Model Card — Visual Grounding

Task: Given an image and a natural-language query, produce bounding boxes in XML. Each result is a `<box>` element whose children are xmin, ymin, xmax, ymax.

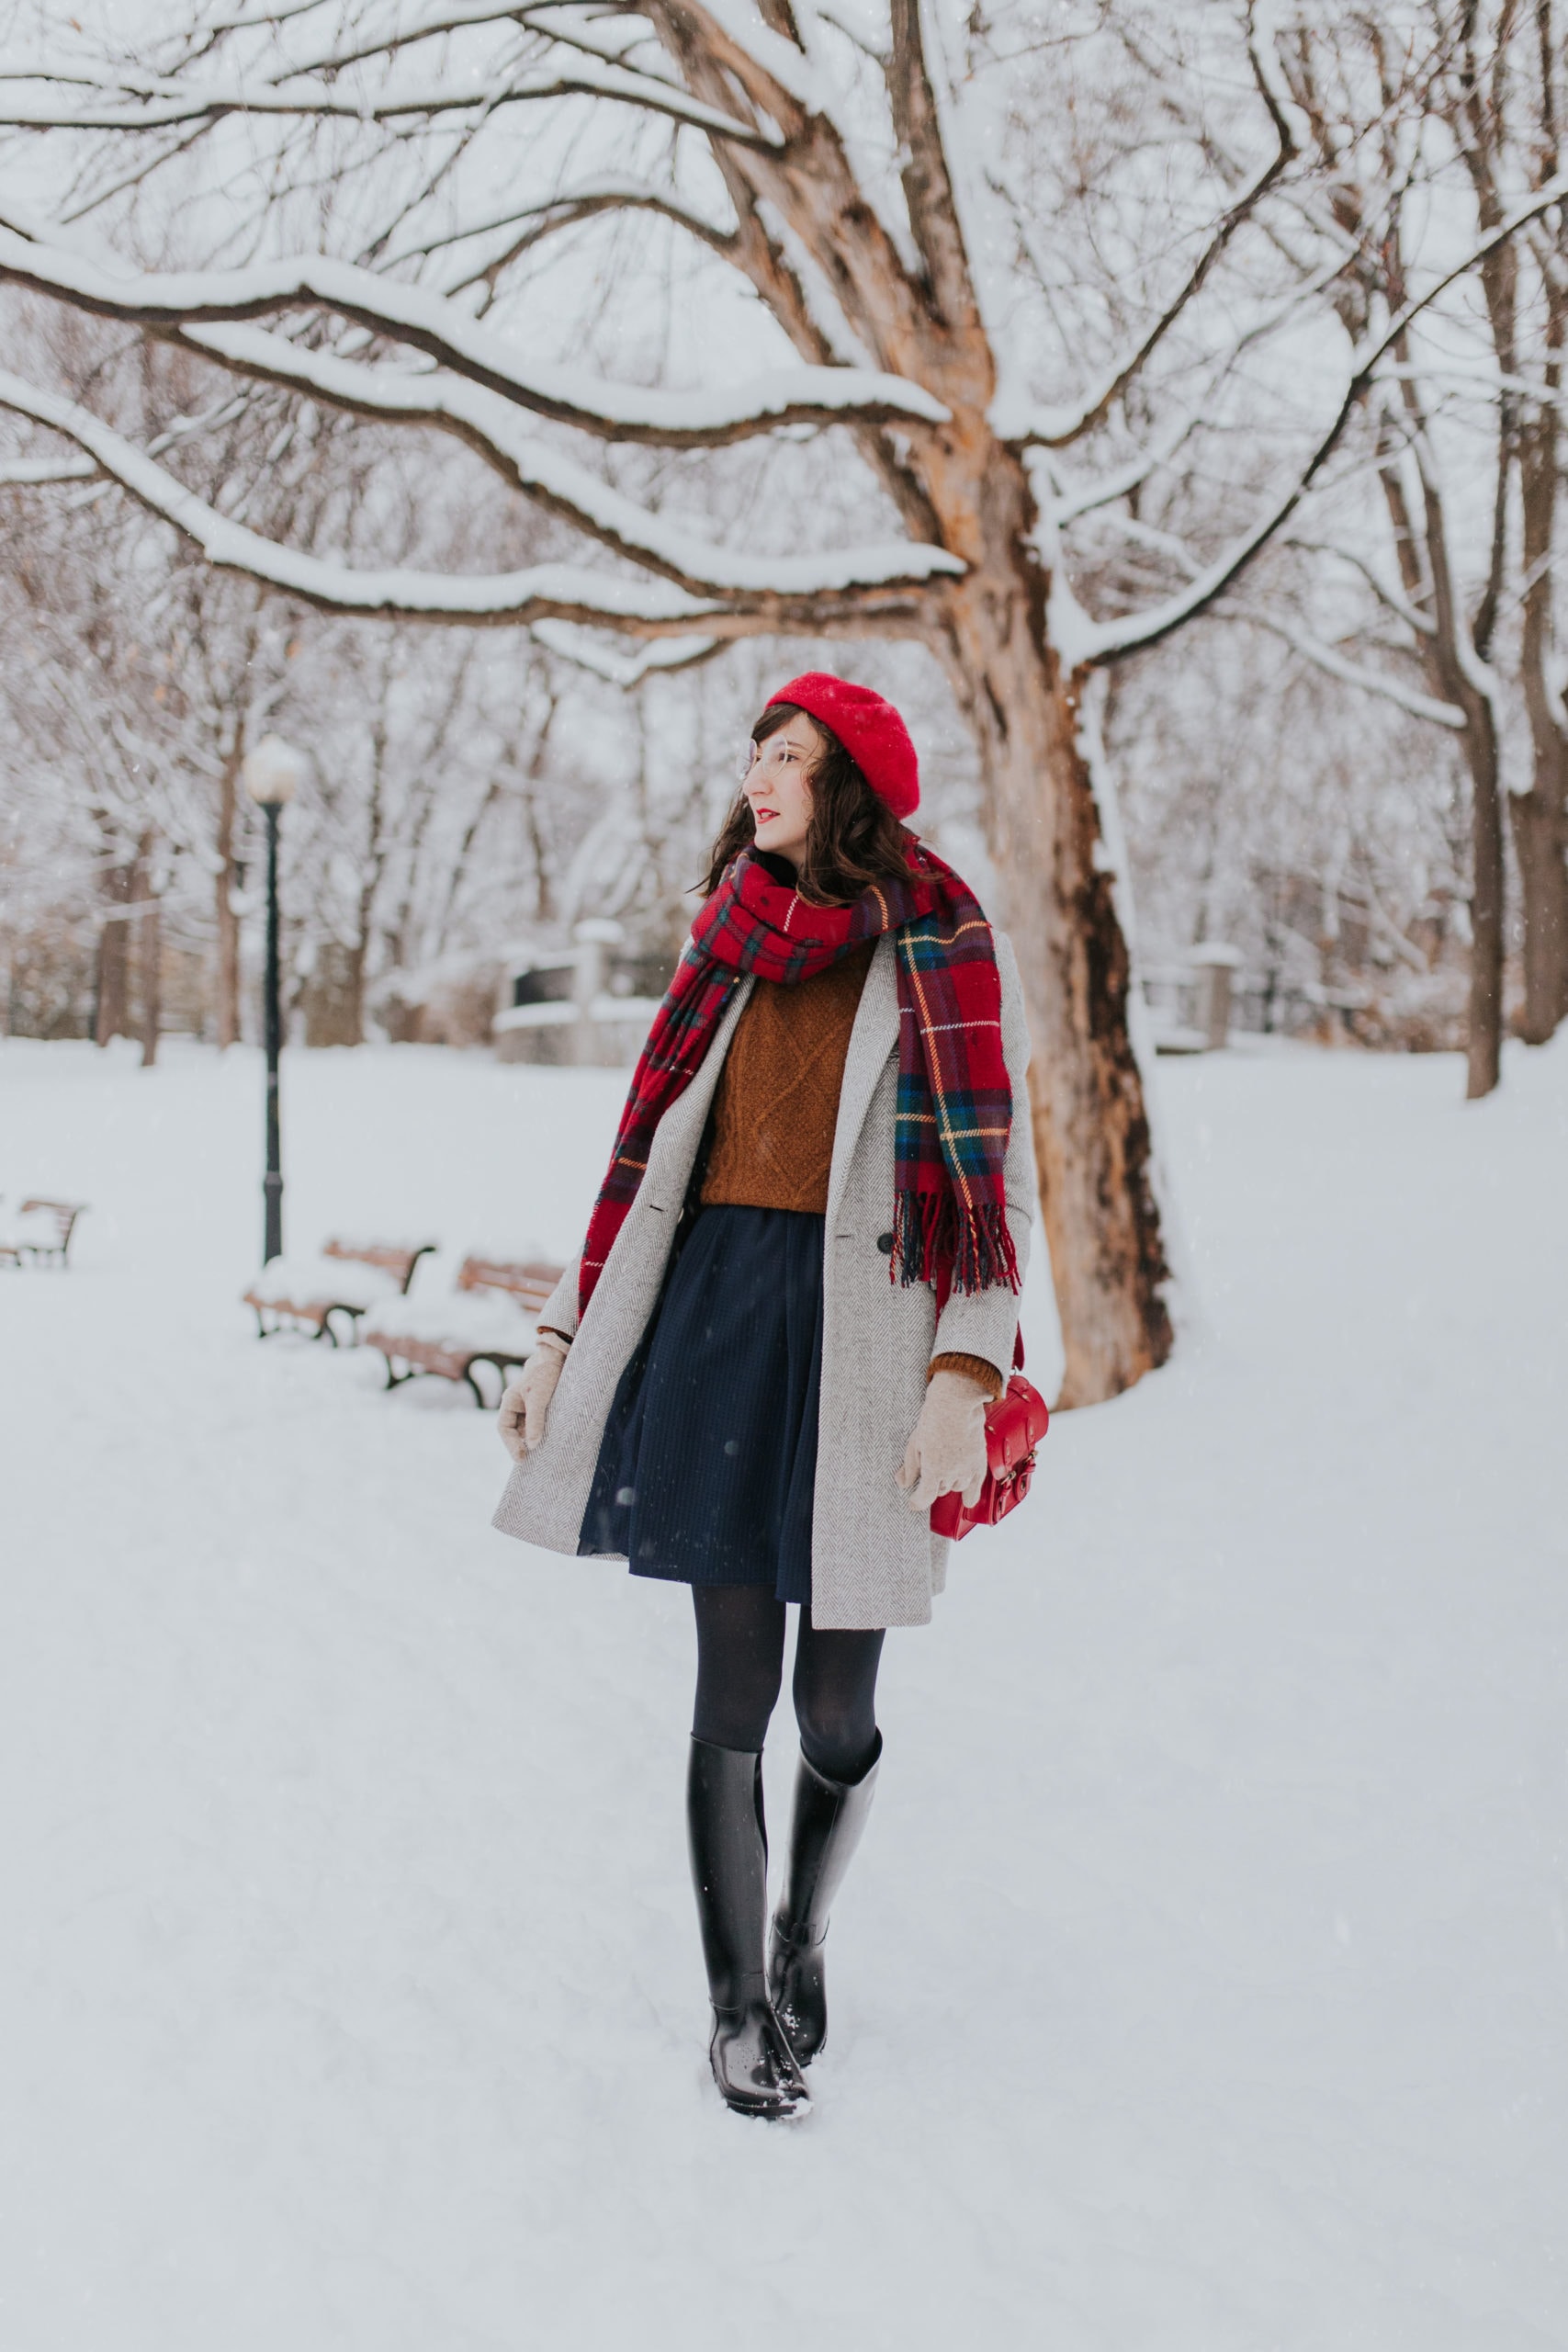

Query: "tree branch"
<box><xmin>530</xmin><ymin>621</ymin><xmax>726</xmax><ymax>682</ymax></box>
<box><xmin>1080</xmin><ymin>163</ymin><xmax>1568</xmax><ymax>662</ymax></box>
<box><xmin>1280</xmin><ymin>533</ymin><xmax>1437</xmax><ymax>635</ymax></box>
<box><xmin>0</xmin><ymin>52</ymin><xmax>780</xmax><ymax>146</ymax></box>
<box><xmin>1004</xmin><ymin>11</ymin><xmax>1299</xmax><ymax>451</ymax></box>
<box><xmin>386</xmin><ymin>182</ymin><xmax>739</xmax><ymax>279</ymax></box>
<box><xmin>167</xmin><ymin>316</ymin><xmax>963</xmax><ymax>596</ymax></box>
<box><xmin>0</xmin><ymin>368</ymin><xmax>949</xmax><ymax>636</ymax></box>
<box><xmin>0</xmin><ymin>219</ymin><xmax>951</xmax><ymax>447</ymax></box>
<box><xmin>1045</xmin><ymin>401</ymin><xmax>1213</xmax><ymax>525</ymax></box>
<box><xmin>1215</xmin><ymin>601</ymin><xmax>1465</xmax><ymax>727</ymax></box>
<box><xmin>886</xmin><ymin>0</ymin><xmax>981</xmax><ymax>334</ymax></box>
<box><xmin>0</xmin><ymin>454</ymin><xmax>96</xmax><ymax>486</ymax></box>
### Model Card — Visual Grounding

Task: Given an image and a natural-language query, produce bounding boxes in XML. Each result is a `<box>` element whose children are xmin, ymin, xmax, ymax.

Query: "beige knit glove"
<box><xmin>896</xmin><ymin>1368</ymin><xmax>989</xmax><ymax>1512</ymax></box>
<box><xmin>498</xmin><ymin>1330</ymin><xmax>570</xmax><ymax>1461</ymax></box>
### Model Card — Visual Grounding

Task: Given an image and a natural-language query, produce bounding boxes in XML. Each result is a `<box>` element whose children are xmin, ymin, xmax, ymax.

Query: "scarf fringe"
<box><xmin>893</xmin><ymin>1190</ymin><xmax>1019</xmax><ymax>1297</ymax></box>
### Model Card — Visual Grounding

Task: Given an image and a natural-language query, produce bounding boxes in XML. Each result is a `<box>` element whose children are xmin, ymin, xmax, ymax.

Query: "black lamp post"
<box><xmin>243</xmin><ymin>734</ymin><xmax>306</xmax><ymax>1265</ymax></box>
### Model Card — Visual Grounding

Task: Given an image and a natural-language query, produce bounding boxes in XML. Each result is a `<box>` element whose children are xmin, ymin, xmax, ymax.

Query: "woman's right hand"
<box><xmin>498</xmin><ymin>1332</ymin><xmax>570</xmax><ymax>1461</ymax></box>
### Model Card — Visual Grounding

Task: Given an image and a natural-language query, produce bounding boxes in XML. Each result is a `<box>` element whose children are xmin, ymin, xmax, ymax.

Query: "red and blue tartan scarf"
<box><xmin>578</xmin><ymin>842</ymin><xmax>1019</xmax><ymax>1315</ymax></box>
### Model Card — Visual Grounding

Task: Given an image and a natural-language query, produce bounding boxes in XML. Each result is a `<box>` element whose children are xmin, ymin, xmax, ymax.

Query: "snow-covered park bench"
<box><xmin>243</xmin><ymin>1238</ymin><xmax>435</xmax><ymax>1345</ymax></box>
<box><xmin>0</xmin><ymin>1198</ymin><xmax>87</xmax><ymax>1269</ymax></box>
<box><xmin>360</xmin><ymin>1256</ymin><xmax>566</xmax><ymax>1410</ymax></box>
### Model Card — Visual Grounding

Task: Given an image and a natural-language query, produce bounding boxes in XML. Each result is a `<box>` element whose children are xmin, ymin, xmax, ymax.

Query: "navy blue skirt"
<box><xmin>578</xmin><ymin>1204</ymin><xmax>824</xmax><ymax>1602</ymax></box>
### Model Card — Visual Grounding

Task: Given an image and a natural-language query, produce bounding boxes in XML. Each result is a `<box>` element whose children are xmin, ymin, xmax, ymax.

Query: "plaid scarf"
<box><xmin>578</xmin><ymin>843</ymin><xmax>1019</xmax><ymax>1315</ymax></box>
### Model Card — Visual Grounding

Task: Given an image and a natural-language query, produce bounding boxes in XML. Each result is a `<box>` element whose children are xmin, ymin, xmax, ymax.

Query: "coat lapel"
<box><xmin>641</xmin><ymin>972</ymin><xmax>755</xmax><ymax>1209</ymax></box>
<box><xmin>826</xmin><ymin>933</ymin><xmax>899</xmax><ymax>1224</ymax></box>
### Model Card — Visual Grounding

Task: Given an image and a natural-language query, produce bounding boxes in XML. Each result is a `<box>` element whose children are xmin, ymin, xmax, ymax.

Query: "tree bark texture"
<box><xmin>902</xmin><ymin>401</ymin><xmax>1173</xmax><ymax>1402</ymax></box>
<box><xmin>1510</xmin><ymin>781</ymin><xmax>1568</xmax><ymax>1041</ymax></box>
<box><xmin>889</xmin><ymin>378</ymin><xmax>1175</xmax><ymax>1402</ymax></box>
<box><xmin>302</xmin><ymin>943</ymin><xmax>364</xmax><ymax>1048</ymax></box>
<box><xmin>94</xmin><ymin>855</ymin><xmax>133</xmax><ymax>1046</ymax></box>
<box><xmin>939</xmin><ymin>487</ymin><xmax>1174</xmax><ymax>1404</ymax></box>
<box><xmin>1462</xmin><ymin>692</ymin><xmax>1505</xmax><ymax>1098</ymax></box>
<box><xmin>1377</xmin><ymin>433</ymin><xmax>1505</xmax><ymax>1096</ymax></box>
<box><xmin>137</xmin><ymin>831</ymin><xmax>160</xmax><ymax>1069</ymax></box>
<box><xmin>1515</xmin><ymin>394</ymin><xmax>1568</xmax><ymax>1042</ymax></box>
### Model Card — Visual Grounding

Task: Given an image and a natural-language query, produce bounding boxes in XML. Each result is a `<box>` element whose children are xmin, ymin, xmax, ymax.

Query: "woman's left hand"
<box><xmin>896</xmin><ymin>1370</ymin><xmax>989</xmax><ymax>1512</ymax></box>
<box><xmin>498</xmin><ymin>1332</ymin><xmax>570</xmax><ymax>1460</ymax></box>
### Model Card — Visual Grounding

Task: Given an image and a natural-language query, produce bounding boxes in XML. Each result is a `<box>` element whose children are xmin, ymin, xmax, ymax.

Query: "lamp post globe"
<box><xmin>243</xmin><ymin>735</ymin><xmax>306</xmax><ymax>1265</ymax></box>
<box><xmin>243</xmin><ymin>734</ymin><xmax>306</xmax><ymax>809</ymax></box>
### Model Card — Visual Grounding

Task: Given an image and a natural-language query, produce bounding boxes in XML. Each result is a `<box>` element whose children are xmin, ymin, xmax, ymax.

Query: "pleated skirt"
<box><xmin>578</xmin><ymin>1204</ymin><xmax>825</xmax><ymax>1602</ymax></box>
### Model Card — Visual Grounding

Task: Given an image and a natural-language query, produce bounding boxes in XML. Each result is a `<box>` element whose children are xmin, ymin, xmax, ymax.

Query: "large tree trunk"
<box><xmin>1377</xmin><ymin>434</ymin><xmax>1505</xmax><ymax>1098</ymax></box>
<box><xmin>1510</xmin><ymin>780</ymin><xmax>1568</xmax><ymax>1043</ymax></box>
<box><xmin>941</xmin><ymin>476</ymin><xmax>1174</xmax><ymax>1406</ymax></box>
<box><xmin>214</xmin><ymin>745</ymin><xmax>242</xmax><ymax>1048</ymax></box>
<box><xmin>1462</xmin><ymin>693</ymin><xmax>1505</xmax><ymax>1099</ymax></box>
<box><xmin>138</xmin><ymin>899</ymin><xmax>162</xmax><ymax>1067</ymax></box>
<box><xmin>1515</xmin><ymin>394</ymin><xmax>1568</xmax><ymax>1044</ymax></box>
<box><xmin>301</xmin><ymin>942</ymin><xmax>364</xmax><ymax>1047</ymax></box>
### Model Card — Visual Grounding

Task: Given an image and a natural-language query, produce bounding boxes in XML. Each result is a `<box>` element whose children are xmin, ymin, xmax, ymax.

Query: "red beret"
<box><xmin>768</xmin><ymin>673</ymin><xmax>919</xmax><ymax>820</ymax></box>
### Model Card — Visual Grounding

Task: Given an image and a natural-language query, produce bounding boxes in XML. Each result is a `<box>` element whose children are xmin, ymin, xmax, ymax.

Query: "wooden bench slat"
<box><xmin>365</xmin><ymin>1254</ymin><xmax>566</xmax><ymax>1406</ymax></box>
<box><xmin>321</xmin><ymin>1238</ymin><xmax>434</xmax><ymax>1292</ymax></box>
<box><xmin>0</xmin><ymin>1198</ymin><xmax>86</xmax><ymax>1269</ymax></box>
<box><xmin>244</xmin><ymin>1237</ymin><xmax>436</xmax><ymax>1342</ymax></box>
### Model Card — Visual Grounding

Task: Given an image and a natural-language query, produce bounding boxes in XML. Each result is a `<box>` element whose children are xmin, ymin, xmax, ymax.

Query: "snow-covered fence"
<box><xmin>493</xmin><ymin>921</ymin><xmax>670</xmax><ymax>1068</ymax></box>
<box><xmin>1143</xmin><ymin>946</ymin><xmax>1244</xmax><ymax>1054</ymax></box>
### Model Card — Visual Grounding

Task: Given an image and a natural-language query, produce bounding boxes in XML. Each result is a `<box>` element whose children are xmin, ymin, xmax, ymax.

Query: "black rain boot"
<box><xmin>685</xmin><ymin>1737</ymin><xmax>810</xmax><ymax>2120</ymax></box>
<box><xmin>767</xmin><ymin>1734</ymin><xmax>881</xmax><ymax>2069</ymax></box>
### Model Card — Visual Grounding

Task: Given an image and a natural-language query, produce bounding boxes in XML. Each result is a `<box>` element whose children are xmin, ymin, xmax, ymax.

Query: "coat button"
<box><xmin>876</xmin><ymin>1231</ymin><xmax>894</xmax><ymax>1255</ymax></box>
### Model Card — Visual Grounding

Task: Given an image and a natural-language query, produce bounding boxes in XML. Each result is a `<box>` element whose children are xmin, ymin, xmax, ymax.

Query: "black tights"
<box><xmin>691</xmin><ymin>1586</ymin><xmax>884</xmax><ymax>1784</ymax></box>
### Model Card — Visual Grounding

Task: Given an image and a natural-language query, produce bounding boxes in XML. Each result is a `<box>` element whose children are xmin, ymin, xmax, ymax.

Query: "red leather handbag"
<box><xmin>929</xmin><ymin>1363</ymin><xmax>1050</xmax><ymax>1542</ymax></box>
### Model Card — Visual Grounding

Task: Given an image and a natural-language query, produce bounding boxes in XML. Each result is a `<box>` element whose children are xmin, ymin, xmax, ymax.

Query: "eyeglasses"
<box><xmin>738</xmin><ymin>736</ymin><xmax>809</xmax><ymax>783</ymax></box>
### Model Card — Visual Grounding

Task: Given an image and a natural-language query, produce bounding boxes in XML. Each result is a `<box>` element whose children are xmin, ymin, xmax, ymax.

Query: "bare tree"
<box><xmin>1507</xmin><ymin>1</ymin><xmax>1568</xmax><ymax>1042</ymax></box>
<box><xmin>1252</xmin><ymin>6</ymin><xmax>1568</xmax><ymax>1084</ymax></box>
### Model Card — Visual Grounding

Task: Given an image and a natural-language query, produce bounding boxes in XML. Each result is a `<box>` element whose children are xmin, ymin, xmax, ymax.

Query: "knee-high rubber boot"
<box><xmin>767</xmin><ymin>1735</ymin><xmax>881</xmax><ymax>2068</ymax></box>
<box><xmin>685</xmin><ymin>1738</ymin><xmax>809</xmax><ymax>2119</ymax></box>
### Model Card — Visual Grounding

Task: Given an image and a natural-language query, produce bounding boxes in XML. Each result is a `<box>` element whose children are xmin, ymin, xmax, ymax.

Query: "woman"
<box><xmin>494</xmin><ymin>674</ymin><xmax>1034</xmax><ymax>2120</ymax></box>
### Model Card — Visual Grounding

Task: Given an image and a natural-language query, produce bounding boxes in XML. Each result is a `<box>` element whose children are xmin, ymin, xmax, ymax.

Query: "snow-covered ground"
<box><xmin>2</xmin><ymin>1032</ymin><xmax>1565</xmax><ymax>2351</ymax></box>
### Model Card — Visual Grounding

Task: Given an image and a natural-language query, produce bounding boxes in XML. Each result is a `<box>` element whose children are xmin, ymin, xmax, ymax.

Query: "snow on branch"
<box><xmin>0</xmin><ymin>453</ymin><xmax>96</xmax><ymax>486</ymax></box>
<box><xmin>995</xmin><ymin>20</ymin><xmax>1299</xmax><ymax>452</ymax></box>
<box><xmin>649</xmin><ymin>0</ymin><xmax>818</xmax><ymax>128</ymax></box>
<box><xmin>1216</xmin><ymin>603</ymin><xmax>1464</xmax><ymax>728</ymax></box>
<box><xmin>0</xmin><ymin>369</ymin><xmax>947</xmax><ymax>635</ymax></box>
<box><xmin>0</xmin><ymin>222</ymin><xmax>950</xmax><ymax>447</ymax></box>
<box><xmin>886</xmin><ymin>0</ymin><xmax>979</xmax><ymax>336</ymax></box>
<box><xmin>174</xmin><ymin>317</ymin><xmax>963</xmax><ymax>596</ymax></box>
<box><xmin>1075</xmin><ymin>165</ymin><xmax>1568</xmax><ymax>664</ymax></box>
<box><xmin>386</xmin><ymin>182</ymin><xmax>740</xmax><ymax>277</ymax></box>
<box><xmin>0</xmin><ymin>51</ymin><xmax>778</xmax><ymax>146</ymax></box>
<box><xmin>1280</xmin><ymin>537</ymin><xmax>1437</xmax><ymax>639</ymax></box>
<box><xmin>530</xmin><ymin>622</ymin><xmax>723</xmax><ymax>683</ymax></box>
<box><xmin>1045</xmin><ymin>402</ymin><xmax>1213</xmax><ymax>526</ymax></box>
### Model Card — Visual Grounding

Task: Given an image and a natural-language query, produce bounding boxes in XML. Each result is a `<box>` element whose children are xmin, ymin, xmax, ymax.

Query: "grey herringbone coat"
<box><xmin>491</xmin><ymin>928</ymin><xmax>1035</xmax><ymax>1628</ymax></box>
